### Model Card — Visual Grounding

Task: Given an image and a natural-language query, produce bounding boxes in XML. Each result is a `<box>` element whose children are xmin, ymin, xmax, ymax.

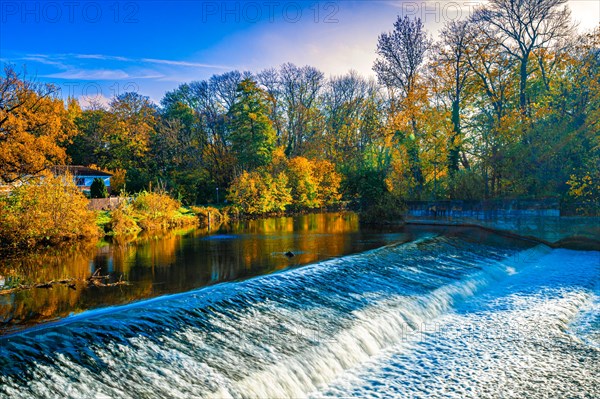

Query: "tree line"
<box><xmin>1</xmin><ymin>0</ymin><xmax>598</xmax><ymax>214</ymax></box>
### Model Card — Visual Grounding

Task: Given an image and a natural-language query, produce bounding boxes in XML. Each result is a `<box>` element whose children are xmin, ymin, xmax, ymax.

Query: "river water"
<box><xmin>0</xmin><ymin>213</ymin><xmax>598</xmax><ymax>398</ymax></box>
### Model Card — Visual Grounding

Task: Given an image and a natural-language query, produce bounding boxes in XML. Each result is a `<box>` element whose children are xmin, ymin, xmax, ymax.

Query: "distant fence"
<box><xmin>88</xmin><ymin>197</ymin><xmax>126</xmax><ymax>211</ymax></box>
<box><xmin>405</xmin><ymin>199</ymin><xmax>560</xmax><ymax>219</ymax></box>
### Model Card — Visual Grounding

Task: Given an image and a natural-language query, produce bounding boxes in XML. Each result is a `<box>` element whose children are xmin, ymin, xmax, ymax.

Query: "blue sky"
<box><xmin>1</xmin><ymin>1</ymin><xmax>598</xmax><ymax>105</ymax></box>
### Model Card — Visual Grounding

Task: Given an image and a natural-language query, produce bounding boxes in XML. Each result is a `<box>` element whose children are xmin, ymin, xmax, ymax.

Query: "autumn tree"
<box><xmin>374</xmin><ymin>16</ymin><xmax>432</xmax><ymax>192</ymax></box>
<box><xmin>0</xmin><ymin>66</ymin><xmax>78</xmax><ymax>183</ymax></box>
<box><xmin>463</xmin><ymin>18</ymin><xmax>520</xmax><ymax>197</ymax></box>
<box><xmin>101</xmin><ymin>92</ymin><xmax>157</xmax><ymax>190</ymax></box>
<box><xmin>473</xmin><ymin>0</ymin><xmax>574</xmax><ymax>117</ymax></box>
<box><xmin>430</xmin><ymin>20</ymin><xmax>472</xmax><ymax>175</ymax></box>
<box><xmin>67</xmin><ymin>106</ymin><xmax>108</xmax><ymax>166</ymax></box>
<box><xmin>321</xmin><ymin>72</ymin><xmax>383</xmax><ymax>163</ymax></box>
<box><xmin>227</xmin><ymin>169</ymin><xmax>292</xmax><ymax>214</ymax></box>
<box><xmin>279</xmin><ymin>63</ymin><xmax>325</xmax><ymax>156</ymax></box>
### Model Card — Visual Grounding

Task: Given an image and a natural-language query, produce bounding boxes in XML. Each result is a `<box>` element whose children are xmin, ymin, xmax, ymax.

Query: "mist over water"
<box><xmin>0</xmin><ymin>217</ymin><xmax>598</xmax><ymax>398</ymax></box>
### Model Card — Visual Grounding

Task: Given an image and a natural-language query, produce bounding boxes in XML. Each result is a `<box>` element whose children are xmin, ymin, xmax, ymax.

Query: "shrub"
<box><xmin>313</xmin><ymin>159</ymin><xmax>342</xmax><ymax>206</ymax></box>
<box><xmin>90</xmin><ymin>177</ymin><xmax>108</xmax><ymax>198</ymax></box>
<box><xmin>191</xmin><ymin>206</ymin><xmax>228</xmax><ymax>225</ymax></box>
<box><xmin>287</xmin><ymin>157</ymin><xmax>320</xmax><ymax>209</ymax></box>
<box><xmin>287</xmin><ymin>157</ymin><xmax>342</xmax><ymax>209</ymax></box>
<box><xmin>360</xmin><ymin>192</ymin><xmax>406</xmax><ymax>224</ymax></box>
<box><xmin>566</xmin><ymin>173</ymin><xmax>600</xmax><ymax>216</ymax></box>
<box><xmin>131</xmin><ymin>191</ymin><xmax>195</xmax><ymax>230</ymax></box>
<box><xmin>108</xmin><ymin>204</ymin><xmax>140</xmax><ymax>236</ymax></box>
<box><xmin>447</xmin><ymin>169</ymin><xmax>485</xmax><ymax>200</ymax></box>
<box><xmin>227</xmin><ymin>170</ymin><xmax>292</xmax><ymax>215</ymax></box>
<box><xmin>0</xmin><ymin>174</ymin><xmax>100</xmax><ymax>248</ymax></box>
<box><xmin>227</xmin><ymin>157</ymin><xmax>342</xmax><ymax>215</ymax></box>
<box><xmin>105</xmin><ymin>191</ymin><xmax>198</xmax><ymax>235</ymax></box>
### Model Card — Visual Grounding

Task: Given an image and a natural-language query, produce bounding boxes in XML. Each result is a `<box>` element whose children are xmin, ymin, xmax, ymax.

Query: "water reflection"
<box><xmin>0</xmin><ymin>213</ymin><xmax>420</xmax><ymax>335</ymax></box>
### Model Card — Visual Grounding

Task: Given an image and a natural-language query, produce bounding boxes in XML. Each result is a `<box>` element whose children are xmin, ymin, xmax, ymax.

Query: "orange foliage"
<box><xmin>0</xmin><ymin>173</ymin><xmax>100</xmax><ymax>248</ymax></box>
<box><xmin>0</xmin><ymin>67</ymin><xmax>78</xmax><ymax>183</ymax></box>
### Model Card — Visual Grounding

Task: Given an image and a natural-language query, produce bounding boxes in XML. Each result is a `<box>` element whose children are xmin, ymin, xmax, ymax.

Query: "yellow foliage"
<box><xmin>107</xmin><ymin>191</ymin><xmax>197</xmax><ymax>235</ymax></box>
<box><xmin>0</xmin><ymin>173</ymin><xmax>100</xmax><ymax>248</ymax></box>
<box><xmin>0</xmin><ymin>67</ymin><xmax>78</xmax><ymax>183</ymax></box>
<box><xmin>312</xmin><ymin>159</ymin><xmax>342</xmax><ymax>205</ymax></box>
<box><xmin>227</xmin><ymin>170</ymin><xmax>292</xmax><ymax>215</ymax></box>
<box><xmin>287</xmin><ymin>157</ymin><xmax>320</xmax><ymax>209</ymax></box>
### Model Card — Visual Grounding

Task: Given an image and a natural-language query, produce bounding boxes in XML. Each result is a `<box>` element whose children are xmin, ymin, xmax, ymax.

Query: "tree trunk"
<box><xmin>448</xmin><ymin>99</ymin><xmax>461</xmax><ymax>175</ymax></box>
<box><xmin>519</xmin><ymin>57</ymin><xmax>529</xmax><ymax>117</ymax></box>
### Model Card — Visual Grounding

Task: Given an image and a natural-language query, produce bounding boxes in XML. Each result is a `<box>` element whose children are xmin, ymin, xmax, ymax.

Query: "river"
<box><xmin>0</xmin><ymin>212</ymin><xmax>598</xmax><ymax>398</ymax></box>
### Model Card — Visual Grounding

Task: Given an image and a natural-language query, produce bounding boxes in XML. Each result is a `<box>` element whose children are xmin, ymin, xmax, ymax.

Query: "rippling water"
<box><xmin>0</xmin><ymin>226</ymin><xmax>598</xmax><ymax>398</ymax></box>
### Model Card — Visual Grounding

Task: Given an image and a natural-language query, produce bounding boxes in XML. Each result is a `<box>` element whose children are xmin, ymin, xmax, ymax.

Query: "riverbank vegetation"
<box><xmin>99</xmin><ymin>191</ymin><xmax>198</xmax><ymax>236</ymax></box>
<box><xmin>0</xmin><ymin>174</ymin><xmax>100</xmax><ymax>249</ymax></box>
<box><xmin>1</xmin><ymin>0</ymin><xmax>598</xmax><ymax>248</ymax></box>
<box><xmin>0</xmin><ymin>174</ymin><xmax>197</xmax><ymax>249</ymax></box>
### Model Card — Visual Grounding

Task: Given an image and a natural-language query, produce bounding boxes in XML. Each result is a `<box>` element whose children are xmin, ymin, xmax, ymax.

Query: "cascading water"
<box><xmin>0</xmin><ymin>234</ymin><xmax>598</xmax><ymax>399</ymax></box>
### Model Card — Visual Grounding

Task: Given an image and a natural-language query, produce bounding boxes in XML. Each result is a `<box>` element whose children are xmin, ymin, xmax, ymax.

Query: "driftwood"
<box><xmin>0</xmin><ymin>270</ymin><xmax>129</xmax><ymax>295</ymax></box>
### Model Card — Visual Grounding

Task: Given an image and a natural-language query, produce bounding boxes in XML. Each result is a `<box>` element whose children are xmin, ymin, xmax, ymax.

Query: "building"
<box><xmin>51</xmin><ymin>166</ymin><xmax>113</xmax><ymax>195</ymax></box>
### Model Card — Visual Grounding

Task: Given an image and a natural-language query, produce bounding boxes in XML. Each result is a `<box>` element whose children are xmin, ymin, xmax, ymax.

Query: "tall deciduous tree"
<box><xmin>431</xmin><ymin>20</ymin><xmax>472</xmax><ymax>175</ymax></box>
<box><xmin>473</xmin><ymin>0</ymin><xmax>574</xmax><ymax>116</ymax></box>
<box><xmin>100</xmin><ymin>92</ymin><xmax>157</xmax><ymax>190</ymax></box>
<box><xmin>279</xmin><ymin>63</ymin><xmax>324</xmax><ymax>156</ymax></box>
<box><xmin>0</xmin><ymin>66</ymin><xmax>78</xmax><ymax>183</ymax></box>
<box><xmin>374</xmin><ymin>16</ymin><xmax>432</xmax><ymax>191</ymax></box>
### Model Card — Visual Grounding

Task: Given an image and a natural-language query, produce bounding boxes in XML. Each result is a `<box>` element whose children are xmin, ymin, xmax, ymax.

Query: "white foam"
<box><xmin>316</xmin><ymin>249</ymin><xmax>600</xmax><ymax>399</ymax></box>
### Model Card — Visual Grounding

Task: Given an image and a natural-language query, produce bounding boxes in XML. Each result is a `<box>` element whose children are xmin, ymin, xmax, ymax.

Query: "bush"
<box><xmin>105</xmin><ymin>191</ymin><xmax>198</xmax><ymax>236</ymax></box>
<box><xmin>287</xmin><ymin>157</ymin><xmax>342</xmax><ymax>210</ymax></box>
<box><xmin>287</xmin><ymin>157</ymin><xmax>320</xmax><ymax>209</ymax></box>
<box><xmin>227</xmin><ymin>157</ymin><xmax>343</xmax><ymax>215</ymax></box>
<box><xmin>0</xmin><ymin>174</ymin><xmax>100</xmax><ymax>248</ymax></box>
<box><xmin>313</xmin><ymin>159</ymin><xmax>342</xmax><ymax>206</ymax></box>
<box><xmin>131</xmin><ymin>191</ymin><xmax>196</xmax><ymax>230</ymax></box>
<box><xmin>448</xmin><ymin>169</ymin><xmax>485</xmax><ymax>200</ymax></box>
<box><xmin>360</xmin><ymin>192</ymin><xmax>406</xmax><ymax>224</ymax></box>
<box><xmin>227</xmin><ymin>170</ymin><xmax>292</xmax><ymax>215</ymax></box>
<box><xmin>90</xmin><ymin>177</ymin><xmax>108</xmax><ymax>198</ymax></box>
<box><xmin>108</xmin><ymin>204</ymin><xmax>141</xmax><ymax>236</ymax></box>
<box><xmin>566</xmin><ymin>172</ymin><xmax>600</xmax><ymax>216</ymax></box>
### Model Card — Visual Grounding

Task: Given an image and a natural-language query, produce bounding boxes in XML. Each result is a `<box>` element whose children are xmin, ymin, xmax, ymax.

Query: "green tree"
<box><xmin>228</xmin><ymin>79</ymin><xmax>276</xmax><ymax>171</ymax></box>
<box><xmin>90</xmin><ymin>177</ymin><xmax>108</xmax><ymax>198</ymax></box>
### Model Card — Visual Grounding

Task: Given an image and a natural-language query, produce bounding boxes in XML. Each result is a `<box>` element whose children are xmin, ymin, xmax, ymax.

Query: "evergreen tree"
<box><xmin>228</xmin><ymin>79</ymin><xmax>276</xmax><ymax>171</ymax></box>
<box><xmin>90</xmin><ymin>177</ymin><xmax>108</xmax><ymax>198</ymax></box>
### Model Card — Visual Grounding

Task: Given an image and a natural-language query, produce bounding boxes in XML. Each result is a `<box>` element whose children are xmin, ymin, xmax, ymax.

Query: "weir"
<box><xmin>1</xmin><ymin>230</ymin><xmax>597</xmax><ymax>399</ymax></box>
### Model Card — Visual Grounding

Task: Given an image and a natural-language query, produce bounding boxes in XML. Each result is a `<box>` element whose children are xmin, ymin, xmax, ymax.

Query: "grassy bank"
<box><xmin>97</xmin><ymin>191</ymin><xmax>198</xmax><ymax>236</ymax></box>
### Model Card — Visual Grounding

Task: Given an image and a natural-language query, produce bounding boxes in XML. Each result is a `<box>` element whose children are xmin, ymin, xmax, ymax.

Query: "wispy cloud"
<box><xmin>75</xmin><ymin>54</ymin><xmax>132</xmax><ymax>61</ymax></box>
<box><xmin>77</xmin><ymin>93</ymin><xmax>113</xmax><ymax>109</ymax></box>
<box><xmin>43</xmin><ymin>69</ymin><xmax>131</xmax><ymax>80</ymax></box>
<box><xmin>43</xmin><ymin>69</ymin><xmax>163</xmax><ymax>80</ymax></box>
<box><xmin>21</xmin><ymin>56</ymin><xmax>67</xmax><ymax>68</ymax></box>
<box><xmin>142</xmin><ymin>58</ymin><xmax>230</xmax><ymax>69</ymax></box>
<box><xmin>21</xmin><ymin>52</ymin><xmax>230</xmax><ymax>71</ymax></box>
